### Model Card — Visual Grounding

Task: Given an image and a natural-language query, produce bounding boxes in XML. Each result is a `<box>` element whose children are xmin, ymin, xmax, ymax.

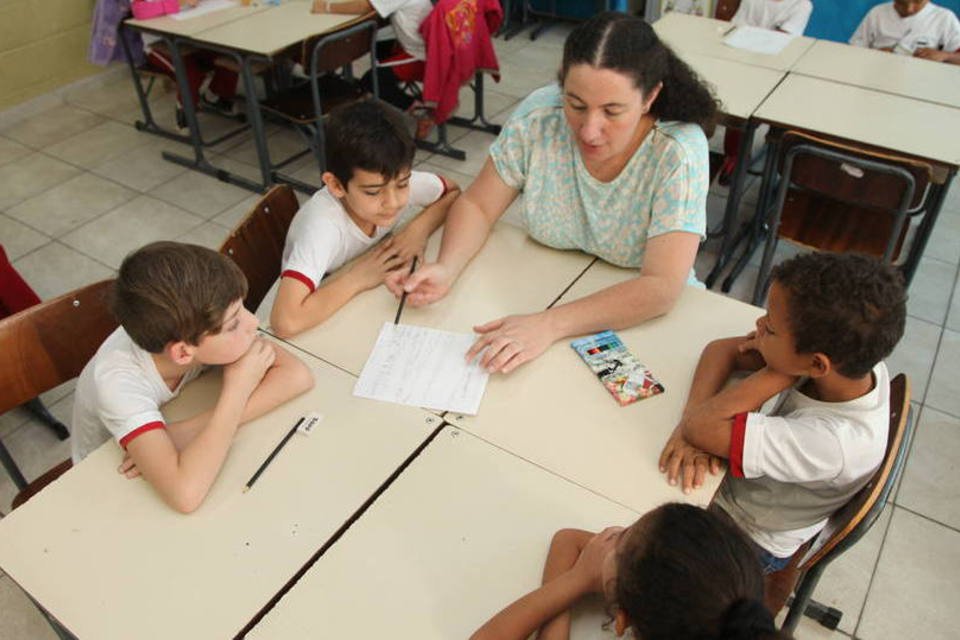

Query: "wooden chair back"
<box><xmin>0</xmin><ymin>279</ymin><xmax>117</xmax><ymax>415</ymax></box>
<box><xmin>765</xmin><ymin>374</ymin><xmax>912</xmax><ymax>615</ymax></box>
<box><xmin>219</xmin><ymin>185</ymin><xmax>300</xmax><ymax>314</ymax></box>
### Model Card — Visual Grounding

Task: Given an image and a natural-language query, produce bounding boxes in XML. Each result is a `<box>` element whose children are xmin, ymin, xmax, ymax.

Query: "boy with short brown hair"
<box><xmin>72</xmin><ymin>242</ymin><xmax>314</xmax><ymax>513</ymax></box>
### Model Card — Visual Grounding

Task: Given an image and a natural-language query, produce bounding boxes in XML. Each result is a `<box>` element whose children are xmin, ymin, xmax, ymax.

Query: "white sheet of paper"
<box><xmin>722</xmin><ymin>25</ymin><xmax>795</xmax><ymax>55</ymax></box>
<box><xmin>170</xmin><ymin>0</ymin><xmax>237</xmax><ymax>21</ymax></box>
<box><xmin>354</xmin><ymin>323</ymin><xmax>490</xmax><ymax>415</ymax></box>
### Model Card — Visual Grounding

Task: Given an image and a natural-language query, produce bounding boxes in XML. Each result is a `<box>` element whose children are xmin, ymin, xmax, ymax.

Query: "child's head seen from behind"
<box><xmin>113</xmin><ymin>242</ymin><xmax>255</xmax><ymax>364</ymax></box>
<box><xmin>610</xmin><ymin>503</ymin><xmax>786</xmax><ymax>640</ymax></box>
<box><xmin>762</xmin><ymin>253</ymin><xmax>906</xmax><ymax>380</ymax></box>
<box><xmin>323</xmin><ymin>99</ymin><xmax>416</xmax><ymax>233</ymax></box>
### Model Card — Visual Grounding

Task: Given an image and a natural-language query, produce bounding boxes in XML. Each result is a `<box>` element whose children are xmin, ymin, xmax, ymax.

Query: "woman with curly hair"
<box><xmin>388</xmin><ymin>12</ymin><xmax>720</xmax><ymax>374</ymax></box>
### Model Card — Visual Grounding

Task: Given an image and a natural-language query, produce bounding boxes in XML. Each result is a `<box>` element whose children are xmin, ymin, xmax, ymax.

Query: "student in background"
<box><xmin>850</xmin><ymin>0</ymin><xmax>960</xmax><ymax>63</ymax></box>
<box><xmin>311</xmin><ymin>0</ymin><xmax>435</xmax><ymax>136</ymax></box>
<box><xmin>660</xmin><ymin>253</ymin><xmax>905</xmax><ymax>573</ymax></box>
<box><xmin>270</xmin><ymin>100</ymin><xmax>458</xmax><ymax>338</ymax></box>
<box><xmin>717</xmin><ymin>0</ymin><xmax>813</xmax><ymax>186</ymax></box>
<box><xmin>72</xmin><ymin>242</ymin><xmax>314</xmax><ymax>514</ymax></box>
<box><xmin>471</xmin><ymin>503</ymin><xmax>793</xmax><ymax>640</ymax></box>
<box><xmin>732</xmin><ymin>0</ymin><xmax>814</xmax><ymax>35</ymax></box>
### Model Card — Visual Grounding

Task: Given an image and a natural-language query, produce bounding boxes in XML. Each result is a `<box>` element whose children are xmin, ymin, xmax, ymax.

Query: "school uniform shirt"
<box><xmin>850</xmin><ymin>2</ymin><xmax>960</xmax><ymax>52</ymax></box>
<box><xmin>713</xmin><ymin>362</ymin><xmax>890</xmax><ymax>558</ymax></box>
<box><xmin>71</xmin><ymin>327</ymin><xmax>203</xmax><ymax>463</ymax></box>
<box><xmin>369</xmin><ymin>0</ymin><xmax>433</xmax><ymax>60</ymax></box>
<box><xmin>732</xmin><ymin>0</ymin><xmax>813</xmax><ymax>35</ymax></box>
<box><xmin>280</xmin><ymin>171</ymin><xmax>446</xmax><ymax>292</ymax></box>
<box><xmin>488</xmin><ymin>84</ymin><xmax>708</xmax><ymax>283</ymax></box>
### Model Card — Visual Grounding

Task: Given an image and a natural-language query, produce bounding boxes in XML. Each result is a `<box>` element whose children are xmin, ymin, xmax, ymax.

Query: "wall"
<box><xmin>0</xmin><ymin>0</ymin><xmax>99</xmax><ymax>111</ymax></box>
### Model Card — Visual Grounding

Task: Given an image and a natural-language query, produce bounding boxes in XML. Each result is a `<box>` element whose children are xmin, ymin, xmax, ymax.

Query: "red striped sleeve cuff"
<box><xmin>119</xmin><ymin>421</ymin><xmax>165</xmax><ymax>449</ymax></box>
<box><xmin>281</xmin><ymin>269</ymin><xmax>316</xmax><ymax>293</ymax></box>
<box><xmin>729</xmin><ymin>412</ymin><xmax>748</xmax><ymax>478</ymax></box>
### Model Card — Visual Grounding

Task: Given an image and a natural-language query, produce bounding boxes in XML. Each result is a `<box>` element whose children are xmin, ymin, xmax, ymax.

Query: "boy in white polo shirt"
<box><xmin>732</xmin><ymin>0</ymin><xmax>814</xmax><ymax>35</ymax></box>
<box><xmin>851</xmin><ymin>0</ymin><xmax>960</xmax><ymax>63</ymax></box>
<box><xmin>72</xmin><ymin>242</ymin><xmax>315</xmax><ymax>513</ymax></box>
<box><xmin>270</xmin><ymin>99</ymin><xmax>459</xmax><ymax>337</ymax></box>
<box><xmin>659</xmin><ymin>253</ymin><xmax>906</xmax><ymax>572</ymax></box>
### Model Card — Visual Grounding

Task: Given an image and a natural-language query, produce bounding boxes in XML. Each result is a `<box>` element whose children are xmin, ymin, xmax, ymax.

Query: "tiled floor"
<box><xmin>1</xmin><ymin>24</ymin><xmax>959</xmax><ymax>640</ymax></box>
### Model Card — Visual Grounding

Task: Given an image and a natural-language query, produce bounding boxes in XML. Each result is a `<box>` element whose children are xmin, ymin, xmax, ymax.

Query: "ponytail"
<box><xmin>560</xmin><ymin>12</ymin><xmax>720</xmax><ymax>135</ymax></box>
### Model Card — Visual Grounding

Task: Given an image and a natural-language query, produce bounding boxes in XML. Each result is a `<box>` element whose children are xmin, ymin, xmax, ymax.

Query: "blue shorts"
<box><xmin>756</xmin><ymin>545</ymin><xmax>792</xmax><ymax>574</ymax></box>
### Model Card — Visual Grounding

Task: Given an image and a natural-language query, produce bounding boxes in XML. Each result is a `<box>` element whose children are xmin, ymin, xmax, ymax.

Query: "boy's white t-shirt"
<box><xmin>71</xmin><ymin>327</ymin><xmax>202</xmax><ymax>463</ymax></box>
<box><xmin>732</xmin><ymin>0</ymin><xmax>814</xmax><ymax>35</ymax></box>
<box><xmin>714</xmin><ymin>363</ymin><xmax>890</xmax><ymax>557</ymax></box>
<box><xmin>369</xmin><ymin>0</ymin><xmax>433</xmax><ymax>60</ymax></box>
<box><xmin>281</xmin><ymin>170</ymin><xmax>446</xmax><ymax>292</ymax></box>
<box><xmin>850</xmin><ymin>2</ymin><xmax>960</xmax><ymax>52</ymax></box>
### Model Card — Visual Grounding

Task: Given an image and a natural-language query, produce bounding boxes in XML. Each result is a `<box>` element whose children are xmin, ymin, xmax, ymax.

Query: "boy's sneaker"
<box><xmin>175</xmin><ymin>107</ymin><xmax>188</xmax><ymax>132</ymax></box>
<box><xmin>407</xmin><ymin>100</ymin><xmax>434</xmax><ymax>140</ymax></box>
<box><xmin>201</xmin><ymin>91</ymin><xmax>242</xmax><ymax>117</ymax></box>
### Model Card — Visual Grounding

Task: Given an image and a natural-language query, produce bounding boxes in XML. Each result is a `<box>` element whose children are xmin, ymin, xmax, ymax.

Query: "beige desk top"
<box><xmin>754</xmin><ymin>73</ymin><xmax>960</xmax><ymax>167</ymax></box>
<box><xmin>126</xmin><ymin>1</ymin><xmax>269</xmax><ymax>37</ymax></box>
<box><xmin>792</xmin><ymin>39</ymin><xmax>960</xmax><ymax>109</ymax></box>
<box><xmin>446</xmin><ymin>261</ymin><xmax>763</xmax><ymax>512</ymax></box>
<box><xmin>654</xmin><ymin>11</ymin><xmax>815</xmax><ymax>72</ymax></box>
<box><xmin>196</xmin><ymin>0</ymin><xmax>367</xmax><ymax>55</ymax></box>
<box><xmin>0</xmin><ymin>342</ymin><xmax>437</xmax><ymax>640</ymax></box>
<box><xmin>283</xmin><ymin>222</ymin><xmax>594</xmax><ymax>376</ymax></box>
<box><xmin>248</xmin><ymin>427</ymin><xmax>639</xmax><ymax>639</ymax></box>
<box><xmin>679</xmin><ymin>52</ymin><xmax>785</xmax><ymax>120</ymax></box>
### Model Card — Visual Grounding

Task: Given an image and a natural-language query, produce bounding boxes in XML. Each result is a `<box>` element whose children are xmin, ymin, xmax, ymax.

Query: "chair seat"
<box><xmin>779</xmin><ymin>190</ymin><xmax>908</xmax><ymax>261</ymax></box>
<box><xmin>213</xmin><ymin>56</ymin><xmax>273</xmax><ymax>75</ymax></box>
<box><xmin>260</xmin><ymin>76</ymin><xmax>363</xmax><ymax>124</ymax></box>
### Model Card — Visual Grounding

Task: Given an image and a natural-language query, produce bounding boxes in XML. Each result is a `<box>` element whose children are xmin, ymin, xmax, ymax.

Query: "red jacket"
<box><xmin>419</xmin><ymin>0</ymin><xmax>503</xmax><ymax>123</ymax></box>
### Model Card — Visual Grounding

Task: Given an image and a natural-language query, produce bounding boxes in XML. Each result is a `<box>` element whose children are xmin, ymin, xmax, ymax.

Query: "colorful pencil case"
<box><xmin>571</xmin><ymin>330</ymin><xmax>664</xmax><ymax>406</ymax></box>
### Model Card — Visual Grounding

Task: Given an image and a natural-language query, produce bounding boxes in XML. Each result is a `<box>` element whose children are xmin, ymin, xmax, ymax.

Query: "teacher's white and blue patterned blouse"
<box><xmin>488</xmin><ymin>84</ymin><xmax>708</xmax><ymax>284</ymax></box>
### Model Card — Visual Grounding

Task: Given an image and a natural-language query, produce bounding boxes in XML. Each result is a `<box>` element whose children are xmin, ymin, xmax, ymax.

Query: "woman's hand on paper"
<box><xmin>466</xmin><ymin>312</ymin><xmax>558</xmax><ymax>374</ymax></box>
<box><xmin>386</xmin><ymin>261</ymin><xmax>455</xmax><ymax>306</ymax></box>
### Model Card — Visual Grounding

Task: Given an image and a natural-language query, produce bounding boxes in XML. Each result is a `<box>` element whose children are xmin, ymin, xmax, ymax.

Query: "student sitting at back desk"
<box><xmin>850</xmin><ymin>0</ymin><xmax>960</xmax><ymax>64</ymax></box>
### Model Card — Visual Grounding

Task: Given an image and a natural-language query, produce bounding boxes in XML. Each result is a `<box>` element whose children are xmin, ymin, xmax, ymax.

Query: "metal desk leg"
<box><xmin>160</xmin><ymin>37</ymin><xmax>264</xmax><ymax>192</ymax></box>
<box><xmin>705</xmin><ymin>119</ymin><xmax>758</xmax><ymax>289</ymax></box>
<box><xmin>447</xmin><ymin>73</ymin><xmax>503</xmax><ymax>135</ymax></box>
<box><xmin>239</xmin><ymin>53</ymin><xmax>274</xmax><ymax>190</ymax></box>
<box><xmin>0</xmin><ymin>439</ymin><xmax>27</xmax><ymax>491</ymax></box>
<box><xmin>901</xmin><ymin>167</ymin><xmax>957</xmax><ymax>286</ymax></box>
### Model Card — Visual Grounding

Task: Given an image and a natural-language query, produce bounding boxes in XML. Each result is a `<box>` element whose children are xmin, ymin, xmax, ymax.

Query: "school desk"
<box><xmin>124</xmin><ymin>2</ymin><xmax>371</xmax><ymax>192</ymax></box>
<box><xmin>248</xmin><ymin>427</ymin><xmax>639</xmax><ymax>639</ymax></box>
<box><xmin>653</xmin><ymin>10</ymin><xmax>816</xmax><ymax>72</ymax></box>
<box><xmin>791</xmin><ymin>39</ymin><xmax>960</xmax><ymax>110</ymax></box>
<box><xmin>443</xmin><ymin>261</ymin><xmax>763</xmax><ymax>513</ymax></box>
<box><xmin>279</xmin><ymin>221</ymin><xmax>595</xmax><ymax>377</ymax></box>
<box><xmin>0</xmin><ymin>340</ymin><xmax>438</xmax><ymax>640</ymax></box>
<box><xmin>748</xmin><ymin>73</ymin><xmax>960</xmax><ymax>284</ymax></box>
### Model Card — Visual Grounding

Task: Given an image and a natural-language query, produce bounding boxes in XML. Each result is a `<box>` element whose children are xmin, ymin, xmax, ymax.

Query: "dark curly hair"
<box><xmin>772</xmin><ymin>253</ymin><xmax>906</xmax><ymax>378</ymax></box>
<box><xmin>615</xmin><ymin>504</ymin><xmax>791</xmax><ymax>640</ymax></box>
<box><xmin>324</xmin><ymin>98</ymin><xmax>414</xmax><ymax>188</ymax></box>
<box><xmin>559</xmin><ymin>12</ymin><xmax>720</xmax><ymax>135</ymax></box>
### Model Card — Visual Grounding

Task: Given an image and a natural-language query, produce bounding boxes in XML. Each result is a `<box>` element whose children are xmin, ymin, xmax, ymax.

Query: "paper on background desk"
<box><xmin>723</xmin><ymin>25</ymin><xmax>795</xmax><ymax>55</ymax></box>
<box><xmin>354</xmin><ymin>323</ymin><xmax>490</xmax><ymax>414</ymax></box>
<box><xmin>171</xmin><ymin>0</ymin><xmax>236</xmax><ymax>21</ymax></box>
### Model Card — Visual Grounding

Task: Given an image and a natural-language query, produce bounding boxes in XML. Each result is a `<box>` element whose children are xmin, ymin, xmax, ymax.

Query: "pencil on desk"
<box><xmin>243</xmin><ymin>416</ymin><xmax>305</xmax><ymax>492</ymax></box>
<box><xmin>394</xmin><ymin>256</ymin><xmax>418</xmax><ymax>325</ymax></box>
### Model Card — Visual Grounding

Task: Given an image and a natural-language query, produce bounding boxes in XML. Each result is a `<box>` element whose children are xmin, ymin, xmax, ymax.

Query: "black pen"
<box><xmin>243</xmin><ymin>416</ymin><xmax>305</xmax><ymax>492</ymax></box>
<box><xmin>394</xmin><ymin>256</ymin><xmax>418</xmax><ymax>325</ymax></box>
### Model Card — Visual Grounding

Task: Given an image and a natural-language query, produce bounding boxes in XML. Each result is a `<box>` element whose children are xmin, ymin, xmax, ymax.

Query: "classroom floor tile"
<box><xmin>43</xmin><ymin>120</ymin><xmax>154</xmax><ymax>170</ymax></box>
<box><xmin>924</xmin><ymin>206</ymin><xmax>960</xmax><ymax>266</ymax></box>
<box><xmin>0</xmin><ymin>575</ymin><xmax>59</xmax><ymax>640</ymax></box>
<box><xmin>0</xmin><ymin>104</ymin><xmax>106</xmax><ymax>151</ymax></box>
<box><xmin>896</xmin><ymin>408</ymin><xmax>960</xmax><ymax>530</ymax></box>
<box><xmin>91</xmin><ymin>138</ymin><xmax>189</xmax><ymax>193</ymax></box>
<box><xmin>925</xmin><ymin>329</ymin><xmax>960</xmax><ymax>417</ymax></box>
<box><xmin>0</xmin><ymin>214</ymin><xmax>50</xmax><ymax>262</ymax></box>
<box><xmin>0</xmin><ymin>135</ymin><xmax>33</xmax><ymax>168</ymax></box>
<box><xmin>60</xmin><ymin>195</ymin><xmax>204</xmax><ymax>269</ymax></box>
<box><xmin>148</xmin><ymin>162</ymin><xmax>253</xmax><ymax>219</ymax></box>
<box><xmin>5</xmin><ymin>173</ymin><xmax>137</xmax><ymax>238</ymax></box>
<box><xmin>857</xmin><ymin>507</ymin><xmax>960</xmax><ymax>640</ymax></box>
<box><xmin>176</xmin><ymin>221</ymin><xmax>232</xmax><ymax>251</ymax></box>
<box><xmin>0</xmin><ymin>153</ymin><xmax>83</xmax><ymax>210</ymax></box>
<box><xmin>905</xmin><ymin>258</ymin><xmax>957</xmax><ymax>326</ymax></box>
<box><xmin>10</xmin><ymin>242</ymin><xmax>114</xmax><ymax>302</ymax></box>
<box><xmin>885</xmin><ymin>316</ymin><xmax>943</xmax><ymax>402</ymax></box>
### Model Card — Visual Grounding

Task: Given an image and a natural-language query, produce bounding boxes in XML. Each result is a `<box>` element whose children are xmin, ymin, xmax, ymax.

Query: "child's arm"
<box><xmin>470</xmin><ymin>528</ymin><xmax>617</xmax><ymax>640</ymax></box>
<box><xmin>659</xmin><ymin>335</ymin><xmax>766</xmax><ymax>490</ymax></box>
<box><xmin>681</xmin><ymin>366</ymin><xmax>797</xmax><ymax>458</ymax></box>
<box><xmin>270</xmin><ymin>240</ymin><xmax>403</xmax><ymax>338</ymax></box>
<box><xmin>389</xmin><ymin>178</ymin><xmax>461</xmax><ymax>266</ymax></box>
<box><xmin>311</xmin><ymin>0</ymin><xmax>373</xmax><ymax>14</ymax></box>
<box><xmin>536</xmin><ymin>529</ymin><xmax>595</xmax><ymax>640</ymax></box>
<box><xmin>122</xmin><ymin>339</ymin><xmax>278</xmax><ymax>513</ymax></box>
<box><xmin>914</xmin><ymin>48</ymin><xmax>960</xmax><ymax>64</ymax></box>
